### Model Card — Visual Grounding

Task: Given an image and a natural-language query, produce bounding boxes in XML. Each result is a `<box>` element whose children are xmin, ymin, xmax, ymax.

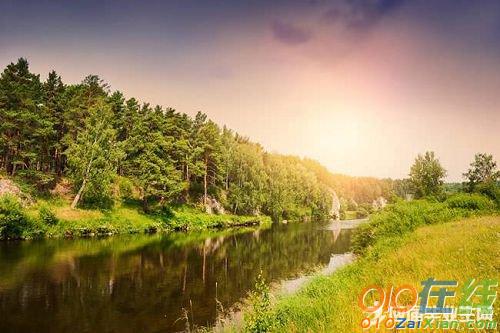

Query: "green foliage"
<box><xmin>391</xmin><ymin>178</ymin><xmax>413</xmax><ymax>199</ymax></box>
<box><xmin>409</xmin><ymin>151</ymin><xmax>447</xmax><ymax>198</ymax></box>
<box><xmin>39</xmin><ymin>204</ymin><xmax>58</xmax><ymax>225</ymax></box>
<box><xmin>123</xmin><ymin>105</ymin><xmax>186</xmax><ymax>211</ymax></box>
<box><xmin>350</xmin><ymin>197</ymin><xmax>493</xmax><ymax>256</ymax></box>
<box><xmin>244</xmin><ymin>273</ymin><xmax>274</xmax><ymax>333</ymax></box>
<box><xmin>475</xmin><ymin>181</ymin><xmax>500</xmax><ymax>207</ymax></box>
<box><xmin>301</xmin><ymin>158</ymin><xmax>394</xmax><ymax>205</ymax></box>
<box><xmin>0</xmin><ymin>58</ymin><xmax>389</xmax><ymax>222</ymax></box>
<box><xmin>355</xmin><ymin>206</ymin><xmax>369</xmax><ymax>219</ymax></box>
<box><xmin>445</xmin><ymin>193</ymin><xmax>495</xmax><ymax>211</ymax></box>
<box><xmin>239</xmin><ymin>216</ymin><xmax>500</xmax><ymax>333</ymax></box>
<box><xmin>226</xmin><ymin>141</ymin><xmax>267</xmax><ymax>215</ymax></box>
<box><xmin>463</xmin><ymin>153</ymin><xmax>499</xmax><ymax>192</ymax></box>
<box><xmin>66</xmin><ymin>99</ymin><xmax>122</xmax><ymax>207</ymax></box>
<box><xmin>15</xmin><ymin>170</ymin><xmax>56</xmax><ymax>194</ymax></box>
<box><xmin>0</xmin><ymin>195</ymin><xmax>31</xmax><ymax>239</ymax></box>
<box><xmin>444</xmin><ymin>182</ymin><xmax>463</xmax><ymax>194</ymax></box>
<box><xmin>116</xmin><ymin>176</ymin><xmax>135</xmax><ymax>200</ymax></box>
<box><xmin>168</xmin><ymin>205</ymin><xmax>268</xmax><ymax>230</ymax></box>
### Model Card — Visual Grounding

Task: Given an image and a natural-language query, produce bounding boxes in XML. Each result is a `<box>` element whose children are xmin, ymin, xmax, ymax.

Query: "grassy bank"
<box><xmin>0</xmin><ymin>196</ymin><xmax>271</xmax><ymax>240</ymax></box>
<box><xmin>236</xmin><ymin>195</ymin><xmax>499</xmax><ymax>333</ymax></box>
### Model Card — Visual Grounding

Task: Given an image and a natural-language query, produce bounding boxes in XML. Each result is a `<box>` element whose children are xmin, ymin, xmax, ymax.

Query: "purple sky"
<box><xmin>1</xmin><ymin>0</ymin><xmax>499</xmax><ymax>181</ymax></box>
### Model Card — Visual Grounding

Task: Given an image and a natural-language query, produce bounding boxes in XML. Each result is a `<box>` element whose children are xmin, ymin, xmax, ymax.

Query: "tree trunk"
<box><xmin>183</xmin><ymin>160</ymin><xmax>190</xmax><ymax>202</ymax></box>
<box><xmin>71</xmin><ymin>177</ymin><xmax>87</xmax><ymax>209</ymax></box>
<box><xmin>71</xmin><ymin>130</ymin><xmax>100</xmax><ymax>209</ymax></box>
<box><xmin>203</xmin><ymin>157</ymin><xmax>208</xmax><ymax>205</ymax></box>
<box><xmin>5</xmin><ymin>152</ymin><xmax>11</xmax><ymax>175</ymax></box>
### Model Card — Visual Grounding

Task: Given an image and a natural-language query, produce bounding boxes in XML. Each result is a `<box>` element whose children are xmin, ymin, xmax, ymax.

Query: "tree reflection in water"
<box><xmin>0</xmin><ymin>222</ymin><xmax>351</xmax><ymax>333</ymax></box>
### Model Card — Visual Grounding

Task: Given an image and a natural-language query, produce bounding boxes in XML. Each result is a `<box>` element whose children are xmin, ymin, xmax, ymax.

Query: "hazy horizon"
<box><xmin>1</xmin><ymin>0</ymin><xmax>499</xmax><ymax>181</ymax></box>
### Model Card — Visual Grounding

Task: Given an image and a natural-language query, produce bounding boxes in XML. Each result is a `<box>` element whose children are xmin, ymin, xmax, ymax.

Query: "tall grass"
<box><xmin>0</xmin><ymin>196</ymin><xmax>270</xmax><ymax>240</ymax></box>
<box><xmin>351</xmin><ymin>194</ymin><xmax>495</xmax><ymax>256</ymax></box>
<box><xmin>238</xmin><ymin>194</ymin><xmax>499</xmax><ymax>333</ymax></box>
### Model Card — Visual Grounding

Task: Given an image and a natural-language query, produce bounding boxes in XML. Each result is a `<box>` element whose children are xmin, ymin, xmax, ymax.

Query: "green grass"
<box><xmin>233</xmin><ymin>196</ymin><xmax>499</xmax><ymax>333</ymax></box>
<box><xmin>351</xmin><ymin>195</ymin><xmax>496</xmax><ymax>256</ymax></box>
<box><xmin>343</xmin><ymin>210</ymin><xmax>358</xmax><ymax>220</ymax></box>
<box><xmin>1</xmin><ymin>196</ymin><xmax>270</xmax><ymax>240</ymax></box>
<box><xmin>235</xmin><ymin>216</ymin><xmax>499</xmax><ymax>333</ymax></box>
<box><xmin>169</xmin><ymin>205</ymin><xmax>271</xmax><ymax>230</ymax></box>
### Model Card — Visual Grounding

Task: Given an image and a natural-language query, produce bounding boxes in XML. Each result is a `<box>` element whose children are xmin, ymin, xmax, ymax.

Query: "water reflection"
<box><xmin>0</xmin><ymin>222</ymin><xmax>351</xmax><ymax>333</ymax></box>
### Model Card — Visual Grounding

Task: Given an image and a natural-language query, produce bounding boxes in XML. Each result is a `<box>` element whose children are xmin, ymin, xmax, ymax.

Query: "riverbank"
<box><xmin>233</xmin><ymin>196</ymin><xmax>499</xmax><ymax>332</ymax></box>
<box><xmin>0</xmin><ymin>214</ymin><xmax>351</xmax><ymax>333</ymax></box>
<box><xmin>0</xmin><ymin>195</ymin><xmax>271</xmax><ymax>240</ymax></box>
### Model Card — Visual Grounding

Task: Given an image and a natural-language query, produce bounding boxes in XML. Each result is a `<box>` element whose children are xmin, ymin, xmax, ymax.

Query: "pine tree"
<box><xmin>0</xmin><ymin>58</ymin><xmax>46</xmax><ymax>175</ymax></box>
<box><xmin>43</xmin><ymin>70</ymin><xmax>66</xmax><ymax>175</ymax></box>
<box><xmin>192</xmin><ymin>112</ymin><xmax>223</xmax><ymax>205</ymax></box>
<box><xmin>123</xmin><ymin>105</ymin><xmax>184</xmax><ymax>212</ymax></box>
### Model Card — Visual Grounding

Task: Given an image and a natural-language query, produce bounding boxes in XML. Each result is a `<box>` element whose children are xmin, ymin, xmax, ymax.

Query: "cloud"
<box><xmin>322</xmin><ymin>0</ymin><xmax>405</xmax><ymax>30</ymax></box>
<box><xmin>271</xmin><ymin>20</ymin><xmax>312</xmax><ymax>45</ymax></box>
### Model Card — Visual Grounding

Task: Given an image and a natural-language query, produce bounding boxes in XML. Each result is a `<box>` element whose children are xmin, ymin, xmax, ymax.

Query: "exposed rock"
<box><xmin>0</xmin><ymin>178</ymin><xmax>21</xmax><ymax>197</ymax></box>
<box><xmin>329</xmin><ymin>189</ymin><xmax>341</xmax><ymax>220</ymax></box>
<box><xmin>0</xmin><ymin>178</ymin><xmax>34</xmax><ymax>205</ymax></box>
<box><xmin>372</xmin><ymin>196</ymin><xmax>388</xmax><ymax>210</ymax></box>
<box><xmin>404</xmin><ymin>193</ymin><xmax>414</xmax><ymax>201</ymax></box>
<box><xmin>50</xmin><ymin>178</ymin><xmax>73</xmax><ymax>199</ymax></box>
<box><xmin>204</xmin><ymin>197</ymin><xmax>225</xmax><ymax>215</ymax></box>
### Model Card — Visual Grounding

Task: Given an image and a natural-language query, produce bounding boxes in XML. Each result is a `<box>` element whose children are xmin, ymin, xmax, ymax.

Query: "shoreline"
<box><xmin>1</xmin><ymin>199</ymin><xmax>274</xmax><ymax>241</ymax></box>
<box><xmin>226</xmin><ymin>196</ymin><xmax>499</xmax><ymax>332</ymax></box>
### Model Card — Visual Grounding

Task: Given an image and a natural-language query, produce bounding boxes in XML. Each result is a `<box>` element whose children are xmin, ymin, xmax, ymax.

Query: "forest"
<box><xmin>0</xmin><ymin>58</ymin><xmax>392</xmax><ymax>223</ymax></box>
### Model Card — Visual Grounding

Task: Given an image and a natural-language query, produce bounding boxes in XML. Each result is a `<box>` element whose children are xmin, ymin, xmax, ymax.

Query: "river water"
<box><xmin>0</xmin><ymin>221</ymin><xmax>353</xmax><ymax>333</ymax></box>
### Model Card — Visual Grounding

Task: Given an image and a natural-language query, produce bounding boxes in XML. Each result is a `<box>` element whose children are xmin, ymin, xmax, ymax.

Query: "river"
<box><xmin>0</xmin><ymin>221</ymin><xmax>354</xmax><ymax>333</ymax></box>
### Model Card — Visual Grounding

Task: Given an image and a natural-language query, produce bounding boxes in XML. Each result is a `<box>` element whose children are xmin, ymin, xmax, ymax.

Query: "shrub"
<box><xmin>16</xmin><ymin>170</ymin><xmax>56</xmax><ymax>194</ymax></box>
<box><xmin>474</xmin><ymin>182</ymin><xmax>500</xmax><ymax>207</ymax></box>
<box><xmin>80</xmin><ymin>194</ymin><xmax>115</xmax><ymax>210</ymax></box>
<box><xmin>117</xmin><ymin>176</ymin><xmax>135</xmax><ymax>200</ymax></box>
<box><xmin>351</xmin><ymin>197</ymin><xmax>493</xmax><ymax>256</ymax></box>
<box><xmin>356</xmin><ymin>207</ymin><xmax>369</xmax><ymax>219</ymax></box>
<box><xmin>0</xmin><ymin>195</ymin><xmax>31</xmax><ymax>239</ymax></box>
<box><xmin>445</xmin><ymin>193</ymin><xmax>495</xmax><ymax>210</ymax></box>
<box><xmin>359</xmin><ymin>203</ymin><xmax>374</xmax><ymax>214</ymax></box>
<box><xmin>244</xmin><ymin>273</ymin><xmax>274</xmax><ymax>333</ymax></box>
<box><xmin>39</xmin><ymin>204</ymin><xmax>59</xmax><ymax>225</ymax></box>
<box><xmin>96</xmin><ymin>225</ymin><xmax>113</xmax><ymax>236</ymax></box>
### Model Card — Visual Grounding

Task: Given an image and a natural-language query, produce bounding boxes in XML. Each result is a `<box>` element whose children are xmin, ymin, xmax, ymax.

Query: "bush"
<box><xmin>244</xmin><ymin>273</ymin><xmax>274</xmax><ymax>333</ymax></box>
<box><xmin>117</xmin><ymin>176</ymin><xmax>135</xmax><ymax>200</ymax></box>
<box><xmin>351</xmin><ymin>197</ymin><xmax>493</xmax><ymax>256</ymax></box>
<box><xmin>474</xmin><ymin>182</ymin><xmax>500</xmax><ymax>207</ymax></box>
<box><xmin>39</xmin><ymin>204</ymin><xmax>59</xmax><ymax>225</ymax></box>
<box><xmin>0</xmin><ymin>195</ymin><xmax>31</xmax><ymax>239</ymax></box>
<box><xmin>359</xmin><ymin>203</ymin><xmax>374</xmax><ymax>214</ymax></box>
<box><xmin>445</xmin><ymin>193</ymin><xmax>495</xmax><ymax>210</ymax></box>
<box><xmin>15</xmin><ymin>170</ymin><xmax>56</xmax><ymax>194</ymax></box>
<box><xmin>81</xmin><ymin>195</ymin><xmax>114</xmax><ymax>210</ymax></box>
<box><xmin>356</xmin><ymin>207</ymin><xmax>369</xmax><ymax>219</ymax></box>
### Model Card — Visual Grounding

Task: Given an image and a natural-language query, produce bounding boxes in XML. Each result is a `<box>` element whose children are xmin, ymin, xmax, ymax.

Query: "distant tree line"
<box><xmin>401</xmin><ymin>151</ymin><xmax>499</xmax><ymax>203</ymax></box>
<box><xmin>1</xmin><ymin>59</ymin><xmax>497</xmax><ymax>220</ymax></box>
<box><xmin>0</xmin><ymin>58</ymin><xmax>387</xmax><ymax>220</ymax></box>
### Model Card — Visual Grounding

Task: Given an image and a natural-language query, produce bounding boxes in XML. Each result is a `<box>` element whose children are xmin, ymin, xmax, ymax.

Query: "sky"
<box><xmin>1</xmin><ymin>0</ymin><xmax>499</xmax><ymax>181</ymax></box>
